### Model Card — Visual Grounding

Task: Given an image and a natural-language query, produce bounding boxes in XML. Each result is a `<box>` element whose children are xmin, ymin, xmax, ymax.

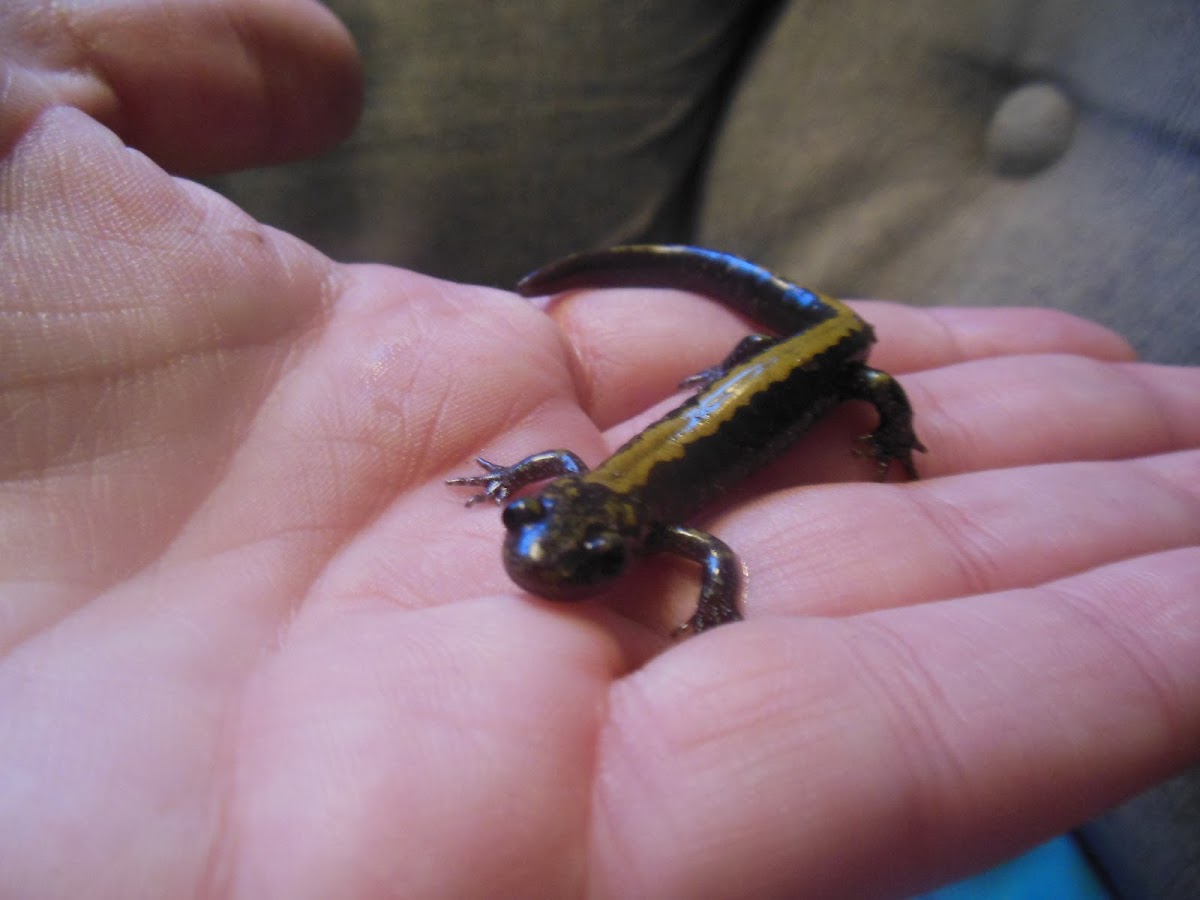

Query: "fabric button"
<box><xmin>985</xmin><ymin>83</ymin><xmax>1076</xmax><ymax>176</ymax></box>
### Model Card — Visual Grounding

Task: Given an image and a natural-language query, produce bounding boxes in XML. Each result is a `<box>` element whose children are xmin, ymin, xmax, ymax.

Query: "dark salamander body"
<box><xmin>448</xmin><ymin>245</ymin><xmax>925</xmax><ymax>634</ymax></box>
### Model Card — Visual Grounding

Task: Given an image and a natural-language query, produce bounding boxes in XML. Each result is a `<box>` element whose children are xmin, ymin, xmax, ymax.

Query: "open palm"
<box><xmin>2</xmin><ymin>3</ymin><xmax>1199</xmax><ymax>898</ymax></box>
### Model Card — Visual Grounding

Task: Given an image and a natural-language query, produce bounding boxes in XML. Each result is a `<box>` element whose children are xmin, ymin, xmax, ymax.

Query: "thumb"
<box><xmin>2</xmin><ymin>0</ymin><xmax>361</xmax><ymax>175</ymax></box>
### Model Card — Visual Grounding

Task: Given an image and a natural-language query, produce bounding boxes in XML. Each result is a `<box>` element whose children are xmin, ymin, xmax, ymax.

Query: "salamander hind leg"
<box><xmin>680</xmin><ymin>333</ymin><xmax>779</xmax><ymax>390</ymax></box>
<box><xmin>842</xmin><ymin>365</ymin><xmax>927</xmax><ymax>480</ymax></box>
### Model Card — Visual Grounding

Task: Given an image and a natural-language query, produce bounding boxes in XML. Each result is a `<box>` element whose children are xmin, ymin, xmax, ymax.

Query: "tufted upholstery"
<box><xmin>211</xmin><ymin>0</ymin><xmax>772</xmax><ymax>287</ymax></box>
<box><xmin>698</xmin><ymin>0</ymin><xmax>1200</xmax><ymax>365</ymax></box>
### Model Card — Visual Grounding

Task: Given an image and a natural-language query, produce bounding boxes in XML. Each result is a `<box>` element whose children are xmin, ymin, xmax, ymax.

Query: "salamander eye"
<box><xmin>502</xmin><ymin>497</ymin><xmax>543</xmax><ymax>529</ymax></box>
<box><xmin>580</xmin><ymin>533</ymin><xmax>628</xmax><ymax>580</ymax></box>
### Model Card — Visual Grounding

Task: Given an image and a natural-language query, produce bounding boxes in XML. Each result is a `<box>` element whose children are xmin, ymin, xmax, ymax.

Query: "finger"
<box><xmin>592</xmin><ymin>547</ymin><xmax>1200</xmax><ymax>898</ymax></box>
<box><xmin>859</xmin><ymin>301</ymin><xmax>1136</xmax><ymax>373</ymax></box>
<box><xmin>595</xmin><ymin>354</ymin><xmax>1200</xmax><ymax>499</ymax></box>
<box><xmin>580</xmin><ymin>448</ymin><xmax>1199</xmax><ymax>638</ymax></box>
<box><xmin>545</xmin><ymin>287</ymin><xmax>747</xmax><ymax>429</ymax></box>
<box><xmin>583</xmin><ymin>357</ymin><xmax>1199</xmax><ymax>634</ymax></box>
<box><xmin>907</xmin><ymin>356</ymin><xmax>1200</xmax><ymax>477</ymax></box>
<box><xmin>546</xmin><ymin>288</ymin><xmax>1133</xmax><ymax>429</ymax></box>
<box><xmin>3</xmin><ymin>0</ymin><xmax>360</xmax><ymax>174</ymax></box>
<box><xmin>727</xmin><ymin>449</ymin><xmax>1200</xmax><ymax>620</ymax></box>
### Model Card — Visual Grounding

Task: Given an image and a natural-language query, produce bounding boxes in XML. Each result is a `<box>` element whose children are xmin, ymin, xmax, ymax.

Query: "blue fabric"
<box><xmin>915</xmin><ymin>835</ymin><xmax>1112</xmax><ymax>900</ymax></box>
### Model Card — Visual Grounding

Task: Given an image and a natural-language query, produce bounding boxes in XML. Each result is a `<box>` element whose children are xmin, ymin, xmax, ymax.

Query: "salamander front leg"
<box><xmin>446</xmin><ymin>450</ymin><xmax>588</xmax><ymax>506</ymax></box>
<box><xmin>651</xmin><ymin>524</ymin><xmax>744</xmax><ymax>636</ymax></box>
<box><xmin>843</xmin><ymin>365</ymin><xmax>927</xmax><ymax>480</ymax></box>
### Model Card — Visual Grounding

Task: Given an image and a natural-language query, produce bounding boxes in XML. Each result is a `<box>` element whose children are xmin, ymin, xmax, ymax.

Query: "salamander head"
<box><xmin>499</xmin><ymin>478</ymin><xmax>642</xmax><ymax>600</ymax></box>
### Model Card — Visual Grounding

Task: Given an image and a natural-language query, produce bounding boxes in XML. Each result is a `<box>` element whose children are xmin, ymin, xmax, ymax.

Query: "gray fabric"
<box><xmin>698</xmin><ymin>0</ymin><xmax>1200</xmax><ymax>364</ymax></box>
<box><xmin>209</xmin><ymin>0</ymin><xmax>770</xmax><ymax>287</ymax></box>
<box><xmin>1081</xmin><ymin>764</ymin><xmax>1200</xmax><ymax>900</ymax></box>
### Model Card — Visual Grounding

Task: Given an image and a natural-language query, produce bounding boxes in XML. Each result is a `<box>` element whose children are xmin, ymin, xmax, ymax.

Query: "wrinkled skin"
<box><xmin>1</xmin><ymin>2</ymin><xmax>1198</xmax><ymax>898</ymax></box>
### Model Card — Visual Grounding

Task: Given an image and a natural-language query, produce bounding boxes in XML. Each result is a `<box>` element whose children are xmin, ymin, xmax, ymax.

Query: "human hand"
<box><xmin>2</xmin><ymin>2</ymin><xmax>1198</xmax><ymax>898</ymax></box>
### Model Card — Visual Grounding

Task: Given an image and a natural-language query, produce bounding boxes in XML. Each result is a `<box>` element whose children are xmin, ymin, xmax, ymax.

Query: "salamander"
<box><xmin>447</xmin><ymin>245</ymin><xmax>925</xmax><ymax>635</ymax></box>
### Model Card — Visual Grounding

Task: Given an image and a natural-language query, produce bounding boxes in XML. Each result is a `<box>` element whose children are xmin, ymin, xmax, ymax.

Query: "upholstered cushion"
<box><xmin>209</xmin><ymin>0</ymin><xmax>769</xmax><ymax>287</ymax></box>
<box><xmin>698</xmin><ymin>0</ymin><xmax>1200</xmax><ymax>364</ymax></box>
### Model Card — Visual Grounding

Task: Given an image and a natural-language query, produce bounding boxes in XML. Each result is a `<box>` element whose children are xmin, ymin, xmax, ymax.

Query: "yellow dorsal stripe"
<box><xmin>590</xmin><ymin>300</ymin><xmax>865</xmax><ymax>494</ymax></box>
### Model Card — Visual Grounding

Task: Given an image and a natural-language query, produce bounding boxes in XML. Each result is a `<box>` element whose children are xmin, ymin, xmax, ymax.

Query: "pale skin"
<box><xmin>2</xmin><ymin>2</ymin><xmax>1198</xmax><ymax>898</ymax></box>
